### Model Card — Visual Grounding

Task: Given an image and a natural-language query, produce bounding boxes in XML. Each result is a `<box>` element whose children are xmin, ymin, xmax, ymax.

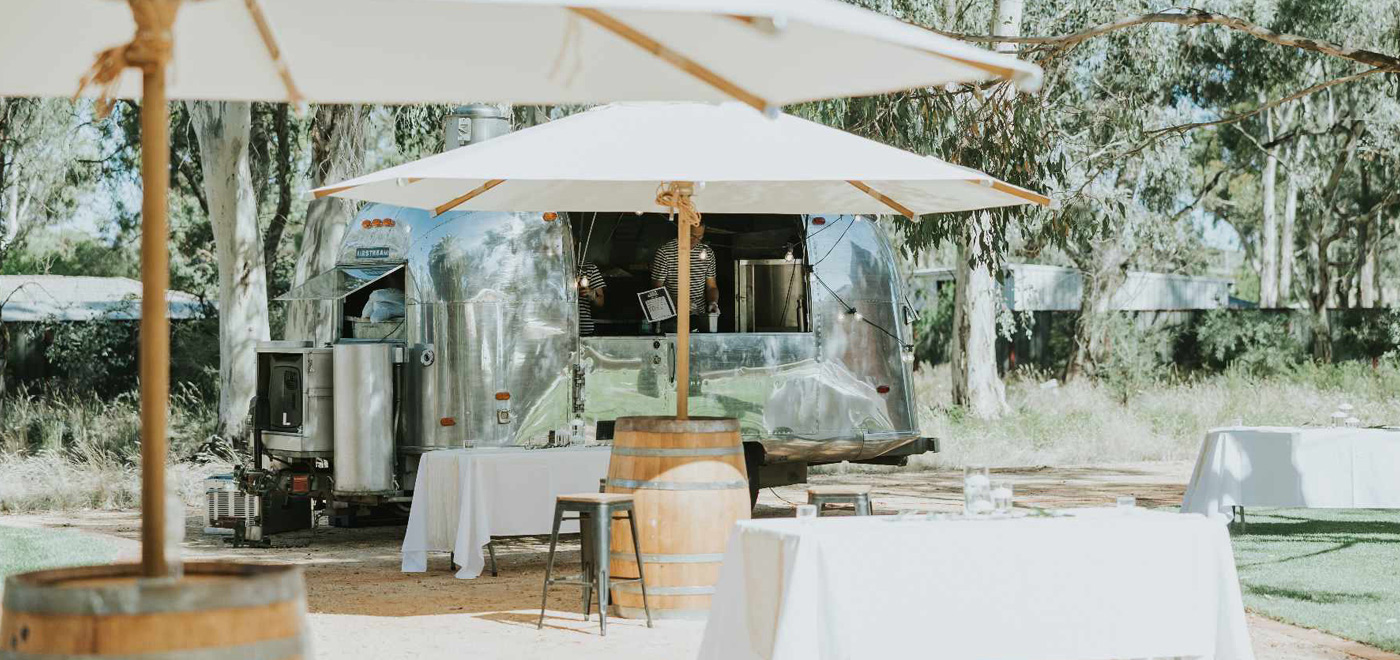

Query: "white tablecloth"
<box><xmin>699</xmin><ymin>509</ymin><xmax>1253</xmax><ymax>660</ymax></box>
<box><xmin>401</xmin><ymin>446</ymin><xmax>612</xmax><ymax>579</ymax></box>
<box><xmin>1181</xmin><ymin>426</ymin><xmax>1400</xmax><ymax>517</ymax></box>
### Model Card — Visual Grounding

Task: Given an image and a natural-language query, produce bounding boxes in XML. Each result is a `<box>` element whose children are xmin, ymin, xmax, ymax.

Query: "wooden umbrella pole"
<box><xmin>657</xmin><ymin>182</ymin><xmax>699</xmax><ymax>420</ymax></box>
<box><xmin>138</xmin><ymin>58</ymin><xmax>172</xmax><ymax>578</ymax></box>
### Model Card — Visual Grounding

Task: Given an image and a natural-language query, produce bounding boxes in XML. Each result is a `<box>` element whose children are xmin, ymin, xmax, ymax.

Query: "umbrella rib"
<box><xmin>987</xmin><ymin>180</ymin><xmax>1053</xmax><ymax>207</ymax></box>
<box><xmin>570</xmin><ymin>7</ymin><xmax>773</xmax><ymax>114</ymax></box>
<box><xmin>435</xmin><ymin>179</ymin><xmax>506</xmax><ymax>216</ymax></box>
<box><xmin>848</xmin><ymin>181</ymin><xmax>916</xmax><ymax>220</ymax></box>
<box><xmin>242</xmin><ymin>0</ymin><xmax>304</xmax><ymax>104</ymax></box>
<box><xmin>313</xmin><ymin>184</ymin><xmax>358</xmax><ymax>200</ymax></box>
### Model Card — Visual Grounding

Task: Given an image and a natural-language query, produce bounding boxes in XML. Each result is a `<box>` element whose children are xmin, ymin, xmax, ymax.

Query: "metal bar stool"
<box><xmin>538</xmin><ymin>493</ymin><xmax>653</xmax><ymax>635</ymax></box>
<box><xmin>807</xmin><ymin>485</ymin><xmax>874</xmax><ymax>516</ymax></box>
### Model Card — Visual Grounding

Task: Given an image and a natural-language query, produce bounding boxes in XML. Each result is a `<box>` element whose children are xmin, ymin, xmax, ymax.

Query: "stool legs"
<box><xmin>627</xmin><ymin>509</ymin><xmax>653</xmax><ymax>628</ymax></box>
<box><xmin>581</xmin><ymin>511</ymin><xmax>593</xmax><ymax>621</ymax></box>
<box><xmin>486</xmin><ymin>540</ymin><xmax>498</xmax><ymax>577</ymax></box>
<box><xmin>593</xmin><ymin>504</ymin><xmax>611</xmax><ymax>636</ymax></box>
<box><xmin>537</xmin><ymin>506</ymin><xmax>564</xmax><ymax>630</ymax></box>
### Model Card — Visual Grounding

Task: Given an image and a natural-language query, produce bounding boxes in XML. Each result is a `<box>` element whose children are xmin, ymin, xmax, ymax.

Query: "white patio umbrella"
<box><xmin>4</xmin><ymin>0</ymin><xmax>1042</xmax><ymax>108</ymax></box>
<box><xmin>317</xmin><ymin>102</ymin><xmax>1051</xmax><ymax>417</ymax></box>
<box><xmin>0</xmin><ymin>0</ymin><xmax>1041</xmax><ymax>581</ymax></box>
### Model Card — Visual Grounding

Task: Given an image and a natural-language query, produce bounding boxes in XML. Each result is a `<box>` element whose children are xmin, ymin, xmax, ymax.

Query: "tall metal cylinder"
<box><xmin>332</xmin><ymin>343</ymin><xmax>395</xmax><ymax>494</ymax></box>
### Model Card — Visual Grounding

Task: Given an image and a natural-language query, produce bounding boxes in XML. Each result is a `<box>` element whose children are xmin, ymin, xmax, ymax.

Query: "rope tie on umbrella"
<box><xmin>656</xmin><ymin>181</ymin><xmax>701</xmax><ymax>228</ymax></box>
<box><xmin>75</xmin><ymin>0</ymin><xmax>303</xmax><ymax>119</ymax></box>
<box><xmin>76</xmin><ymin>0</ymin><xmax>181</xmax><ymax>118</ymax></box>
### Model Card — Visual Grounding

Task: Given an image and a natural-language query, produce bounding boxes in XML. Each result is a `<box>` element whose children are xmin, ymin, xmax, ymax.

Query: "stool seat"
<box><xmin>807</xmin><ymin>485</ymin><xmax>871</xmax><ymax>496</ymax></box>
<box><xmin>558</xmin><ymin>493</ymin><xmax>635</xmax><ymax>504</ymax></box>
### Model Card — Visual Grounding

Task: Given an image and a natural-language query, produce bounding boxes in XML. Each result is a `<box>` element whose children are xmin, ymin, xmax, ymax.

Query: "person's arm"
<box><xmin>650</xmin><ymin>246</ymin><xmax>667</xmax><ymax>290</ymax></box>
<box><xmin>704</xmin><ymin>247</ymin><xmax>720</xmax><ymax>312</ymax></box>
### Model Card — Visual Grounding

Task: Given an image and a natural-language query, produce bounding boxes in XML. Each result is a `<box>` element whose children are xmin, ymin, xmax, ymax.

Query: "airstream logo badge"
<box><xmin>355</xmin><ymin>247</ymin><xmax>391</xmax><ymax>260</ymax></box>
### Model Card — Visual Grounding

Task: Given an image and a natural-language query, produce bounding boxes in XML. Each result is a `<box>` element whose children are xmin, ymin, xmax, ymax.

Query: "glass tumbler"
<box><xmin>991</xmin><ymin>481</ymin><xmax>1013</xmax><ymax>513</ymax></box>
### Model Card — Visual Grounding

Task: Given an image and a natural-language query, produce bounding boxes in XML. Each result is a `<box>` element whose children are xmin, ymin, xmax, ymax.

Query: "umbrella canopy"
<box><xmin>0</xmin><ymin>0</ymin><xmax>1041</xmax><ymax>579</ymax></box>
<box><xmin>318</xmin><ymin>102</ymin><xmax>1051</xmax><ymax>420</ymax></box>
<box><xmin>319</xmin><ymin>102</ymin><xmax>1051</xmax><ymax>216</ymax></box>
<box><xmin>3</xmin><ymin>0</ymin><xmax>1040</xmax><ymax>111</ymax></box>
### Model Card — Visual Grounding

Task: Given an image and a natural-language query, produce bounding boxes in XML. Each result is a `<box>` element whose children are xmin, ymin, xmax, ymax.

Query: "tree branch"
<box><xmin>925</xmin><ymin>8</ymin><xmax>1400</xmax><ymax>71</ymax></box>
<box><xmin>1116</xmin><ymin>68</ymin><xmax>1383</xmax><ymax>160</ymax></box>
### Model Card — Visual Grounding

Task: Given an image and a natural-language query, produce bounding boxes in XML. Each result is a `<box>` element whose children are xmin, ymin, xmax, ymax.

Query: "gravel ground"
<box><xmin>2</xmin><ymin>461</ymin><xmax>1394</xmax><ymax>660</ymax></box>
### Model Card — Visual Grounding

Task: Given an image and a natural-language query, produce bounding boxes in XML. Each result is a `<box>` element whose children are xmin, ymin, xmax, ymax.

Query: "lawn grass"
<box><xmin>0</xmin><ymin>525</ymin><xmax>121</xmax><ymax>579</ymax></box>
<box><xmin>1231</xmin><ymin>508</ymin><xmax>1400</xmax><ymax>653</ymax></box>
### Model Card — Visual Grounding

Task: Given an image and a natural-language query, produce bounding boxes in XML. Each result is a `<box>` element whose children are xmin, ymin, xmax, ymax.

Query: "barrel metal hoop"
<box><xmin>605</xmin><ymin>479</ymin><xmax>747</xmax><ymax>491</ymax></box>
<box><xmin>611</xmin><ymin>583</ymin><xmax>714</xmax><ymax>596</ymax></box>
<box><xmin>608</xmin><ymin>446</ymin><xmax>742</xmax><ymax>457</ymax></box>
<box><xmin>0</xmin><ymin>634</ymin><xmax>306</xmax><ymax>660</ymax></box>
<box><xmin>3</xmin><ymin>563</ymin><xmax>306</xmax><ymax>615</ymax></box>
<box><xmin>609</xmin><ymin>552</ymin><xmax>725</xmax><ymax>564</ymax></box>
<box><xmin>614</xmin><ymin>605</ymin><xmax>709</xmax><ymax>620</ymax></box>
<box><xmin>614</xmin><ymin>416</ymin><xmax>740</xmax><ymax>434</ymax></box>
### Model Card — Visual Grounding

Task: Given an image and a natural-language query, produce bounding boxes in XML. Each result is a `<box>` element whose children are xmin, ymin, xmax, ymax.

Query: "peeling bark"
<box><xmin>287</xmin><ymin>104</ymin><xmax>366</xmax><ymax>344</ymax></box>
<box><xmin>187</xmin><ymin>101</ymin><xmax>270</xmax><ymax>440</ymax></box>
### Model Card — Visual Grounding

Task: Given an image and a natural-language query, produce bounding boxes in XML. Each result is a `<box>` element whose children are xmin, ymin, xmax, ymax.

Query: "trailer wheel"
<box><xmin>743</xmin><ymin>442</ymin><xmax>764</xmax><ymax>510</ymax></box>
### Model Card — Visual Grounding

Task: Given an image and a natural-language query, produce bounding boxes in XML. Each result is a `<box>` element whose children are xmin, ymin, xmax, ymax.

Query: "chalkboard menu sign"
<box><xmin>637</xmin><ymin>287</ymin><xmax>676</xmax><ymax>323</ymax></box>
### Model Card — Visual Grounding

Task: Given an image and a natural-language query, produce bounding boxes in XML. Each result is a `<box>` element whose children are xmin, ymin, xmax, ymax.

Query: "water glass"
<box><xmin>991</xmin><ymin>481</ymin><xmax>1013</xmax><ymax>513</ymax></box>
<box><xmin>964</xmin><ymin>466</ymin><xmax>993</xmax><ymax>515</ymax></box>
<box><xmin>796</xmin><ymin>504</ymin><xmax>818</xmax><ymax>521</ymax></box>
<box><xmin>1116</xmin><ymin>495</ymin><xmax>1137</xmax><ymax>509</ymax></box>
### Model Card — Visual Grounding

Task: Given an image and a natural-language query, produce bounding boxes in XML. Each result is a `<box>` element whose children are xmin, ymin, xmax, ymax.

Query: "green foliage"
<box><xmin>1093</xmin><ymin>314</ymin><xmax>1182</xmax><ymax>404</ymax></box>
<box><xmin>43</xmin><ymin>314</ymin><xmax>138</xmax><ymax>397</ymax></box>
<box><xmin>1195</xmin><ymin>309</ymin><xmax>1306</xmax><ymax>375</ymax></box>
<box><xmin>912</xmin><ymin>284</ymin><xmax>955</xmax><ymax>367</ymax></box>
<box><xmin>0</xmin><ymin>526</ymin><xmax>121</xmax><ymax>578</ymax></box>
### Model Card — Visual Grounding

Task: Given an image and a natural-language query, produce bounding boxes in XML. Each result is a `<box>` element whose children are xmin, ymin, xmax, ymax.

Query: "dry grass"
<box><xmin>0</xmin><ymin>386</ymin><xmax>225</xmax><ymax>513</ymax></box>
<box><xmin>906</xmin><ymin>361</ymin><xmax>1400</xmax><ymax>470</ymax></box>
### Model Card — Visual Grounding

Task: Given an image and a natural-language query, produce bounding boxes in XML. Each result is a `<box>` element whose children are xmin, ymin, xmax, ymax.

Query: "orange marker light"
<box><xmin>440</xmin><ymin>417</ymin><xmax>456</xmax><ymax>427</ymax></box>
<box><xmin>361</xmin><ymin>220</ymin><xmax>372</xmax><ymax>229</ymax></box>
<box><xmin>372</xmin><ymin>218</ymin><xmax>384</xmax><ymax>227</ymax></box>
<box><xmin>384</xmin><ymin>219</ymin><xmax>396</xmax><ymax>227</ymax></box>
<box><xmin>542</xmin><ymin>212</ymin><xmax>558</xmax><ymax>222</ymax></box>
<box><xmin>812</xmin><ymin>217</ymin><xmax>826</xmax><ymax>225</ymax></box>
<box><xmin>495</xmin><ymin>392</ymin><xmax>511</xmax><ymax>401</ymax></box>
<box><xmin>876</xmin><ymin>385</ymin><xmax>891</xmax><ymax>394</ymax></box>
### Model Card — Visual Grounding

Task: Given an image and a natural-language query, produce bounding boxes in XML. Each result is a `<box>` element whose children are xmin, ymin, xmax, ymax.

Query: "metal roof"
<box><xmin>0</xmin><ymin>275</ymin><xmax>206</xmax><ymax>322</ymax></box>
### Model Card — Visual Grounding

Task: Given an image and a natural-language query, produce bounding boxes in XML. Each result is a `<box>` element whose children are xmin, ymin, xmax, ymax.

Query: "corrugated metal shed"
<box><xmin>0</xmin><ymin>275</ymin><xmax>206</xmax><ymax>322</ymax></box>
<box><xmin>911</xmin><ymin>264</ymin><xmax>1234</xmax><ymax>312</ymax></box>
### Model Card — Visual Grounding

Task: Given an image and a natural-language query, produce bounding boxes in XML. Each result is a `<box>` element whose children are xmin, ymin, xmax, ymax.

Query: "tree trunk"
<box><xmin>287</xmin><ymin>104</ymin><xmax>366</xmax><ymax>343</ymax></box>
<box><xmin>1280</xmin><ymin>142</ymin><xmax>1298</xmax><ymax>305</ymax></box>
<box><xmin>1258</xmin><ymin>108</ymin><xmax>1279</xmax><ymax>308</ymax></box>
<box><xmin>263</xmin><ymin>103</ymin><xmax>294</xmax><ymax>302</ymax></box>
<box><xmin>950</xmin><ymin>229</ymin><xmax>1007</xmax><ymax>418</ymax></box>
<box><xmin>188</xmin><ymin>101</ymin><xmax>270</xmax><ymax>441</ymax></box>
<box><xmin>949</xmin><ymin>0</ymin><xmax>1020</xmax><ymax>419</ymax></box>
<box><xmin>1358</xmin><ymin>216</ymin><xmax>1377</xmax><ymax>307</ymax></box>
<box><xmin>1308</xmin><ymin>231</ymin><xmax>1333</xmax><ymax>362</ymax></box>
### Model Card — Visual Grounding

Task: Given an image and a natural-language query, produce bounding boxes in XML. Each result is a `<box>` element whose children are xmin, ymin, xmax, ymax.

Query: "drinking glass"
<box><xmin>992</xmin><ymin>481</ymin><xmax>1013</xmax><ymax>513</ymax></box>
<box><xmin>964</xmin><ymin>466</ymin><xmax>993</xmax><ymax>515</ymax></box>
<box><xmin>796</xmin><ymin>504</ymin><xmax>818</xmax><ymax>521</ymax></box>
<box><xmin>1116</xmin><ymin>495</ymin><xmax>1137</xmax><ymax>509</ymax></box>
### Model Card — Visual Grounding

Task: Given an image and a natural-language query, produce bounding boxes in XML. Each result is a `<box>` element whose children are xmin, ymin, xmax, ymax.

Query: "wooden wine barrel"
<box><xmin>606</xmin><ymin>416</ymin><xmax>749</xmax><ymax>619</ymax></box>
<box><xmin>1</xmin><ymin>562</ymin><xmax>308</xmax><ymax>659</ymax></box>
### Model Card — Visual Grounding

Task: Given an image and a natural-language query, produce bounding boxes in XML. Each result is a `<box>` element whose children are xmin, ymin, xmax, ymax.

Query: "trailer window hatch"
<box><xmin>276</xmin><ymin>264</ymin><xmax>404</xmax><ymax>301</ymax></box>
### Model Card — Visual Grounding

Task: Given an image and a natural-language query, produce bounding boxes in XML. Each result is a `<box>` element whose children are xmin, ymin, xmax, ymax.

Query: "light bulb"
<box><xmin>784</xmin><ymin>248</ymin><xmax>794</xmax><ymax>262</ymax></box>
<box><xmin>853</xmin><ymin>311</ymin><xmax>863</xmax><ymax>321</ymax></box>
<box><xmin>579</xmin><ymin>276</ymin><xmax>589</xmax><ymax>288</ymax></box>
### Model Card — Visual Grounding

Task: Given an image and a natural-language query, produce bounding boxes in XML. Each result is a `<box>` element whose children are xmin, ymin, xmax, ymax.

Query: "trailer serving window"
<box><xmin>570</xmin><ymin>212</ymin><xmax>808</xmax><ymax>336</ymax></box>
<box><xmin>276</xmin><ymin>264</ymin><xmax>407</xmax><ymax>341</ymax></box>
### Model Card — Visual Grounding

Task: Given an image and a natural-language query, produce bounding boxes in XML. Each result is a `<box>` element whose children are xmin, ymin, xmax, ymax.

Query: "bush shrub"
<box><xmin>1193</xmin><ymin>309</ymin><xmax>1306</xmax><ymax>376</ymax></box>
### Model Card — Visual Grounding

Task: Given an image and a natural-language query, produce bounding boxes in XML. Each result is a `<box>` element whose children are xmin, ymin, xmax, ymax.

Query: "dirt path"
<box><xmin>3</xmin><ymin>461</ymin><xmax>1393</xmax><ymax>660</ymax></box>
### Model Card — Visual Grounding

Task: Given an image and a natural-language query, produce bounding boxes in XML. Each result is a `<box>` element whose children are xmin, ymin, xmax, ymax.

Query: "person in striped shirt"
<box><xmin>577</xmin><ymin>261</ymin><xmax>605</xmax><ymax>336</ymax></box>
<box><xmin>651</xmin><ymin>221</ymin><xmax>719</xmax><ymax>332</ymax></box>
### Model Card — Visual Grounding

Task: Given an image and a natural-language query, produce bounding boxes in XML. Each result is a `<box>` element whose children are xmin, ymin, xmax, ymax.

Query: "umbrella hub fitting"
<box><xmin>656</xmin><ymin>181</ymin><xmax>701</xmax><ymax>228</ymax></box>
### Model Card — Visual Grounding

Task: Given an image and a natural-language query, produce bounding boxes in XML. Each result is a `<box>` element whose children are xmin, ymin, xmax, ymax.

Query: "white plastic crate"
<box><xmin>203</xmin><ymin>475</ymin><xmax>257</xmax><ymax>535</ymax></box>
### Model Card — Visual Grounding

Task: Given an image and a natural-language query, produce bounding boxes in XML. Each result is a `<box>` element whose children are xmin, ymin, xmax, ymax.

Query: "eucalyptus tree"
<box><xmin>187</xmin><ymin>101</ymin><xmax>271</xmax><ymax>439</ymax></box>
<box><xmin>286</xmin><ymin>104</ymin><xmax>368</xmax><ymax>344</ymax></box>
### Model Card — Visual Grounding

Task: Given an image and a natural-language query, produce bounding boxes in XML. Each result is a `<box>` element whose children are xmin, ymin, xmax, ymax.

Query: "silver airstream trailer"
<box><xmin>235</xmin><ymin>115</ymin><xmax>935</xmax><ymax>542</ymax></box>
